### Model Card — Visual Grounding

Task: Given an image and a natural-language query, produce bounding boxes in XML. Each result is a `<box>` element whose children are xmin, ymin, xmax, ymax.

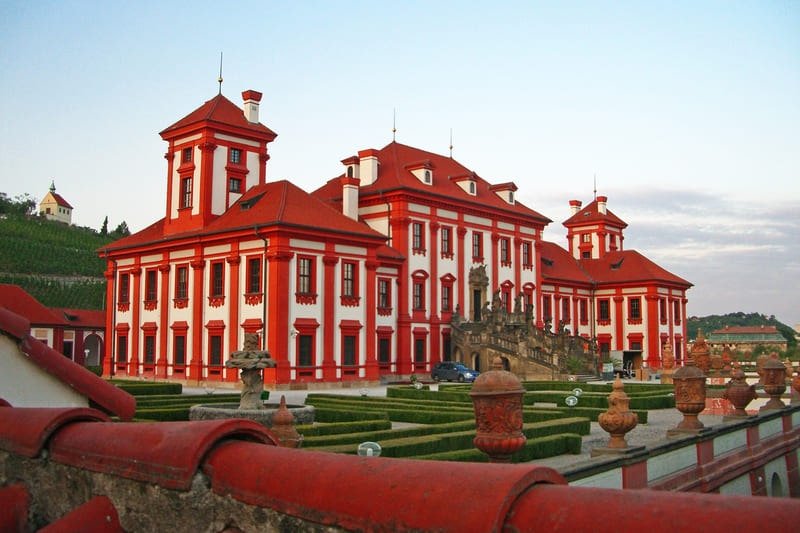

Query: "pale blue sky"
<box><xmin>1</xmin><ymin>1</ymin><xmax>798</xmax><ymax>326</ymax></box>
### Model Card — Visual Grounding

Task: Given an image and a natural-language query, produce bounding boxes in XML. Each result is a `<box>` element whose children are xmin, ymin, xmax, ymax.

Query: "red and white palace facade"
<box><xmin>101</xmin><ymin>90</ymin><xmax>691</xmax><ymax>385</ymax></box>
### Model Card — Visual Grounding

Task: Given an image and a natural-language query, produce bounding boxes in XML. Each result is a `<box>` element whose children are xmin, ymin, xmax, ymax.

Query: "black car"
<box><xmin>431</xmin><ymin>362</ymin><xmax>479</xmax><ymax>383</ymax></box>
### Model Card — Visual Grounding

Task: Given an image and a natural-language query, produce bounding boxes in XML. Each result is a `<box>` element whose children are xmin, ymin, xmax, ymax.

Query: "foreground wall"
<box><xmin>1</xmin><ymin>402</ymin><xmax>798</xmax><ymax>533</ymax></box>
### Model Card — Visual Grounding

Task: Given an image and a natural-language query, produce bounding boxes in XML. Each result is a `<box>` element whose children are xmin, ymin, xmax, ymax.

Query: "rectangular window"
<box><xmin>543</xmin><ymin>295</ymin><xmax>552</xmax><ymax>321</ymax></box>
<box><xmin>414</xmin><ymin>338</ymin><xmax>425</xmax><ymax>362</ymax></box>
<box><xmin>343</xmin><ymin>335</ymin><xmax>356</xmax><ymax>366</ymax></box>
<box><xmin>229</xmin><ymin>148</ymin><xmax>242</xmax><ymax>164</ymax></box>
<box><xmin>145</xmin><ymin>270</ymin><xmax>157</xmax><ymax>302</ymax></box>
<box><xmin>598</xmin><ymin>299</ymin><xmax>610</xmax><ymax>321</ymax></box>
<box><xmin>413</xmin><ymin>280</ymin><xmax>425</xmax><ymax>311</ymax></box>
<box><xmin>378</xmin><ymin>338</ymin><xmax>391</xmax><ymax>364</ymax></box>
<box><xmin>144</xmin><ymin>335</ymin><xmax>155</xmax><ymax>364</ymax></box>
<box><xmin>522</xmin><ymin>241</ymin><xmax>532</xmax><ymax>268</ymax></box>
<box><xmin>229</xmin><ymin>177</ymin><xmax>242</xmax><ymax>193</ymax></box>
<box><xmin>412</xmin><ymin>222</ymin><xmax>425</xmax><ymax>252</ymax></box>
<box><xmin>579</xmin><ymin>299</ymin><xmax>588</xmax><ymax>324</ymax></box>
<box><xmin>500</xmin><ymin>238</ymin><xmax>510</xmax><ymax>265</ymax></box>
<box><xmin>441</xmin><ymin>227</ymin><xmax>452</xmax><ymax>256</ymax></box>
<box><xmin>378</xmin><ymin>279</ymin><xmax>391</xmax><ymax>309</ymax></box>
<box><xmin>629</xmin><ymin>297</ymin><xmax>641</xmax><ymax>320</ymax></box>
<box><xmin>210</xmin><ymin>261</ymin><xmax>224</xmax><ymax>297</ymax></box>
<box><xmin>342</xmin><ymin>261</ymin><xmax>356</xmax><ymax>297</ymax></box>
<box><xmin>659</xmin><ymin>298</ymin><xmax>667</xmax><ymax>324</ymax></box>
<box><xmin>182</xmin><ymin>147</ymin><xmax>192</xmax><ymax>163</ymax></box>
<box><xmin>176</xmin><ymin>266</ymin><xmax>188</xmax><ymax>299</ymax></box>
<box><xmin>441</xmin><ymin>285</ymin><xmax>451</xmax><ymax>311</ymax></box>
<box><xmin>582</xmin><ymin>233</ymin><xmax>591</xmax><ymax>243</ymax></box>
<box><xmin>117</xmin><ymin>335</ymin><xmax>128</xmax><ymax>363</ymax></box>
<box><xmin>174</xmin><ymin>335</ymin><xmax>186</xmax><ymax>366</ymax></box>
<box><xmin>472</xmin><ymin>232</ymin><xmax>483</xmax><ymax>260</ymax></box>
<box><xmin>561</xmin><ymin>297</ymin><xmax>570</xmax><ymax>321</ymax></box>
<box><xmin>298</xmin><ymin>257</ymin><xmax>314</xmax><ymax>294</ymax></box>
<box><xmin>180</xmin><ymin>177</ymin><xmax>192</xmax><ymax>209</ymax></box>
<box><xmin>298</xmin><ymin>335</ymin><xmax>313</xmax><ymax>366</ymax></box>
<box><xmin>631</xmin><ymin>341</ymin><xmax>643</xmax><ymax>351</ymax></box>
<box><xmin>247</xmin><ymin>257</ymin><xmax>261</xmax><ymax>294</ymax></box>
<box><xmin>210</xmin><ymin>335</ymin><xmax>222</xmax><ymax>366</ymax></box>
<box><xmin>118</xmin><ymin>273</ymin><xmax>130</xmax><ymax>303</ymax></box>
<box><xmin>673</xmin><ymin>300</ymin><xmax>681</xmax><ymax>324</ymax></box>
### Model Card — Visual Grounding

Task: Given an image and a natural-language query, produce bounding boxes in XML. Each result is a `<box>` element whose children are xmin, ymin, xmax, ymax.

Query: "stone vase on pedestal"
<box><xmin>691</xmin><ymin>330</ymin><xmax>711</xmax><ymax>375</ymax></box>
<box><xmin>270</xmin><ymin>395</ymin><xmax>303</xmax><ymax>448</ymax></box>
<box><xmin>760</xmin><ymin>357</ymin><xmax>787</xmax><ymax>412</ymax></box>
<box><xmin>669</xmin><ymin>359</ymin><xmax>707</xmax><ymax>435</ymax></box>
<box><xmin>660</xmin><ymin>342</ymin><xmax>675</xmax><ymax>385</ymax></box>
<box><xmin>594</xmin><ymin>377</ymin><xmax>641</xmax><ymax>456</ymax></box>
<box><xmin>792</xmin><ymin>370</ymin><xmax>800</xmax><ymax>405</ymax></box>
<box><xmin>722</xmin><ymin>369</ymin><xmax>756</xmax><ymax>419</ymax></box>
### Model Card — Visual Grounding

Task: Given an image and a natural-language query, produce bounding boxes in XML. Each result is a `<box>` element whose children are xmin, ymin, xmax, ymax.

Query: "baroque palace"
<box><xmin>101</xmin><ymin>89</ymin><xmax>691</xmax><ymax>385</ymax></box>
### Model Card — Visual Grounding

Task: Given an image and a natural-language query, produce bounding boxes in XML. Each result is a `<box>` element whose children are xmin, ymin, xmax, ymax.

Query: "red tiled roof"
<box><xmin>159</xmin><ymin>93</ymin><xmax>277</xmax><ymax>139</ymax></box>
<box><xmin>539</xmin><ymin>241</ymin><xmax>592</xmax><ymax>285</ymax></box>
<box><xmin>51</xmin><ymin>192</ymin><xmax>73</xmax><ymax>209</ymax></box>
<box><xmin>102</xmin><ymin>181</ymin><xmax>390</xmax><ymax>252</ymax></box>
<box><xmin>710</xmin><ymin>326</ymin><xmax>780</xmax><ymax>335</ymax></box>
<box><xmin>0</xmin><ymin>284</ymin><xmax>64</xmax><ymax>326</ymax></box>
<box><xmin>51</xmin><ymin>308</ymin><xmax>105</xmax><ymax>329</ymax></box>
<box><xmin>579</xmin><ymin>250</ymin><xmax>692</xmax><ymax>287</ymax></box>
<box><xmin>563</xmin><ymin>199</ymin><xmax>627</xmax><ymax>228</ymax></box>
<box><xmin>313</xmin><ymin>142</ymin><xmax>551</xmax><ymax>225</ymax></box>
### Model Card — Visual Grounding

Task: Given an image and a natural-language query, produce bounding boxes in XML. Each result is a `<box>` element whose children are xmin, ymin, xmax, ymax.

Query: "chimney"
<box><xmin>358</xmin><ymin>149</ymin><xmax>379</xmax><ymax>186</ymax></box>
<box><xmin>341</xmin><ymin>175</ymin><xmax>360</xmax><ymax>220</ymax></box>
<box><xmin>597</xmin><ymin>195</ymin><xmax>607</xmax><ymax>215</ymax></box>
<box><xmin>242</xmin><ymin>90</ymin><xmax>262</xmax><ymax>123</ymax></box>
<box><xmin>569</xmin><ymin>199</ymin><xmax>582</xmax><ymax>215</ymax></box>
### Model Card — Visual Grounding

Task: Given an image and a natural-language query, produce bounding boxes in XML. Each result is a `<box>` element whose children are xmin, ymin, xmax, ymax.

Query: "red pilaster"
<box><xmin>364</xmin><ymin>258</ymin><xmax>379</xmax><ymax>380</ymax></box>
<box><xmin>621</xmin><ymin>461</ymin><xmax>648</xmax><ymax>489</ymax></box>
<box><xmin>258</xmin><ymin>146</ymin><xmax>269</xmax><ymax>185</ymax></box>
<box><xmin>645</xmin><ymin>293</ymin><xmax>660</xmax><ymax>368</ymax></box>
<box><xmin>129</xmin><ymin>267</ymin><xmax>142</xmax><ymax>376</ymax></box>
<box><xmin>696</xmin><ymin>439</ymin><xmax>714</xmax><ymax>466</ymax></box>
<box><xmin>456</xmin><ymin>226</ymin><xmax>467</xmax><ymax>314</ymax></box>
<box><xmin>266</xmin><ymin>241</ymin><xmax>293</xmax><ymax>384</ymax></box>
<box><xmin>198</xmin><ymin>140</ymin><xmax>217</xmax><ymax>227</ymax></box>
<box><xmin>513</xmin><ymin>235</ymin><xmax>522</xmax><ymax>297</ymax></box>
<box><xmin>429</xmin><ymin>222</ymin><xmax>440</xmax><ymax>367</ymax></box>
<box><xmin>322</xmin><ymin>254</ymin><xmax>338</xmax><ymax>381</ymax></box>
<box><xmin>189</xmin><ymin>258</ymin><xmax>205</xmax><ymax>382</ymax></box>
<box><xmin>226</xmin><ymin>253</ymin><xmax>241</xmax><ymax>381</ymax></box>
<box><xmin>534</xmin><ymin>240</ymin><xmax>544</xmax><ymax>328</ymax></box>
<box><xmin>156</xmin><ymin>263</ymin><xmax>170</xmax><ymax>378</ymax></box>
<box><xmin>392</xmin><ymin>215</ymin><xmax>411</xmax><ymax>375</ymax></box>
<box><xmin>613</xmin><ymin>295</ymin><xmax>624</xmax><ymax>351</ymax></box>
<box><xmin>490</xmin><ymin>232</ymin><xmax>499</xmax><ymax>292</ymax></box>
<box><xmin>102</xmin><ymin>264</ymin><xmax>114</xmax><ymax>377</ymax></box>
<box><xmin>164</xmin><ymin>147</ymin><xmax>174</xmax><ymax>220</ymax></box>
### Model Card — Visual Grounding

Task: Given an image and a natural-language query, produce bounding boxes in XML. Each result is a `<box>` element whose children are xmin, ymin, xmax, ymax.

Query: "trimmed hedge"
<box><xmin>416</xmin><ymin>433</ymin><xmax>583</xmax><ymax>463</ymax></box>
<box><xmin>111</xmin><ymin>381</ymin><xmax>183</xmax><ymax>395</ymax></box>
<box><xmin>303</xmin><ymin>419</ymin><xmax>478</xmax><ymax>448</ymax></box>
<box><xmin>297</xmin><ymin>419</ymin><xmax>392</xmax><ymax>438</ymax></box>
<box><xmin>134</xmin><ymin>407</ymin><xmax>191</xmax><ymax>421</ymax></box>
<box><xmin>523</xmin><ymin>391</ymin><xmax>673</xmax><ymax>410</ymax></box>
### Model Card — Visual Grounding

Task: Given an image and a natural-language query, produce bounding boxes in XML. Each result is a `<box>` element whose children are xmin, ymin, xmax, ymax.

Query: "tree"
<box><xmin>112</xmin><ymin>220</ymin><xmax>130</xmax><ymax>237</ymax></box>
<box><xmin>100</xmin><ymin>216</ymin><xmax>108</xmax><ymax>236</ymax></box>
<box><xmin>0</xmin><ymin>192</ymin><xmax>37</xmax><ymax>216</ymax></box>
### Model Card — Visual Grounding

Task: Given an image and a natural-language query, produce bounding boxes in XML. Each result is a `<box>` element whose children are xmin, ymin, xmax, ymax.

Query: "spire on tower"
<box><xmin>449</xmin><ymin>128</ymin><xmax>453</xmax><ymax>158</ymax></box>
<box><xmin>217</xmin><ymin>52</ymin><xmax>224</xmax><ymax>94</ymax></box>
<box><xmin>392</xmin><ymin>108</ymin><xmax>396</xmax><ymax>141</ymax></box>
<box><xmin>593</xmin><ymin>173</ymin><xmax>597</xmax><ymax>200</ymax></box>
<box><xmin>49</xmin><ymin>180</ymin><xmax>55</xmax><ymax>193</ymax></box>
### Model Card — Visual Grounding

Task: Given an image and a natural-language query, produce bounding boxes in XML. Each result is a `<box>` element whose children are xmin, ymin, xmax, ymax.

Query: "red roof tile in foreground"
<box><xmin>103</xmin><ymin>181</ymin><xmax>389</xmax><ymax>252</ymax></box>
<box><xmin>38</xmin><ymin>495</ymin><xmax>122</xmax><ymax>533</ymax></box>
<box><xmin>0</xmin><ymin>284</ymin><xmax>65</xmax><ymax>326</ymax></box>
<box><xmin>0</xmin><ymin>405</ymin><xmax>110</xmax><ymax>457</ymax></box>
<box><xmin>580</xmin><ymin>250</ymin><xmax>692</xmax><ymax>287</ymax></box>
<box><xmin>0</xmin><ymin>484</ymin><xmax>30</xmax><ymax>533</ymax></box>
<box><xmin>563</xmin><ymin>198</ymin><xmax>627</xmax><ymax>228</ymax></box>
<box><xmin>160</xmin><ymin>93</ymin><xmax>277</xmax><ymax>139</ymax></box>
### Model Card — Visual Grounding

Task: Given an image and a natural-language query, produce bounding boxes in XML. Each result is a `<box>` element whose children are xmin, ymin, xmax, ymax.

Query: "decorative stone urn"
<box><xmin>722</xmin><ymin>368</ymin><xmax>756</xmax><ymax>418</ymax></box>
<box><xmin>225</xmin><ymin>333</ymin><xmax>276</xmax><ymax>410</ymax></box>
<box><xmin>760</xmin><ymin>357</ymin><xmax>787</xmax><ymax>412</ymax></box>
<box><xmin>470</xmin><ymin>357</ymin><xmax>526</xmax><ymax>463</ymax></box>
<box><xmin>691</xmin><ymin>330</ymin><xmax>711</xmax><ymax>374</ymax></box>
<box><xmin>756</xmin><ymin>354</ymin><xmax>769</xmax><ymax>384</ymax></box>
<box><xmin>660</xmin><ymin>343</ymin><xmax>675</xmax><ymax>384</ymax></box>
<box><xmin>721</xmin><ymin>347</ymin><xmax>733</xmax><ymax>372</ymax></box>
<box><xmin>670</xmin><ymin>358</ymin><xmax>707</xmax><ymax>433</ymax></box>
<box><xmin>792</xmin><ymin>370</ymin><xmax>800</xmax><ymax>405</ymax></box>
<box><xmin>710</xmin><ymin>353</ymin><xmax>724</xmax><ymax>373</ymax></box>
<box><xmin>784</xmin><ymin>359</ymin><xmax>794</xmax><ymax>383</ymax></box>
<box><xmin>269</xmin><ymin>395</ymin><xmax>303</xmax><ymax>448</ymax></box>
<box><xmin>598</xmin><ymin>377</ymin><xmax>639</xmax><ymax>449</ymax></box>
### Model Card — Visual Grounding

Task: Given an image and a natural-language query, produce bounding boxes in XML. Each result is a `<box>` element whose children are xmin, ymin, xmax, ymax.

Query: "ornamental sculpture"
<box><xmin>670</xmin><ymin>355</ymin><xmax>707</xmax><ymax>434</ymax></box>
<box><xmin>660</xmin><ymin>342</ymin><xmax>675</xmax><ymax>384</ymax></box>
<box><xmin>598</xmin><ymin>376</ymin><xmax>639</xmax><ymax>449</ymax></box>
<box><xmin>722</xmin><ymin>367</ymin><xmax>756</xmax><ymax>418</ymax></box>
<box><xmin>470</xmin><ymin>357</ymin><xmax>526</xmax><ymax>463</ymax></box>
<box><xmin>225</xmin><ymin>333</ymin><xmax>276</xmax><ymax>410</ymax></box>
<box><xmin>690</xmin><ymin>330</ymin><xmax>711</xmax><ymax>374</ymax></box>
<box><xmin>269</xmin><ymin>395</ymin><xmax>303</xmax><ymax>448</ymax></box>
<box><xmin>760</xmin><ymin>356</ymin><xmax>787</xmax><ymax>411</ymax></box>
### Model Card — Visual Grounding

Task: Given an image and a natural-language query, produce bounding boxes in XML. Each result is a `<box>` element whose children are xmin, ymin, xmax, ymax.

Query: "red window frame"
<box><xmin>144</xmin><ymin>269</ymin><xmax>157</xmax><ymax>306</ymax></box>
<box><xmin>229</xmin><ymin>147</ymin><xmax>242</xmax><ymax>164</ymax></box>
<box><xmin>561</xmin><ymin>296</ymin><xmax>570</xmax><ymax>322</ymax></box>
<box><xmin>472</xmin><ymin>232</ymin><xmax>483</xmax><ymax>261</ymax></box>
<box><xmin>598</xmin><ymin>298</ymin><xmax>611</xmax><ymax>325</ymax></box>
<box><xmin>411</xmin><ymin>270</ymin><xmax>429</xmax><ymax>314</ymax></box>
<box><xmin>376</xmin><ymin>326</ymin><xmax>393</xmax><ymax>369</ymax></box>
<box><xmin>340</xmin><ymin>320</ymin><xmax>362</xmax><ymax>375</ymax></box>
<box><xmin>440</xmin><ymin>274</ymin><xmax>456</xmax><ymax>313</ymax></box>
<box><xmin>673</xmin><ymin>300</ymin><xmax>681</xmax><ymax>325</ymax></box>
<box><xmin>294</xmin><ymin>318</ymin><xmax>319</xmax><ymax>374</ymax></box>
<box><xmin>174</xmin><ymin>264</ymin><xmax>189</xmax><ymax>305</ymax></box>
<box><xmin>441</xmin><ymin>226</ymin><xmax>453</xmax><ymax>258</ymax></box>
<box><xmin>182</xmin><ymin>147</ymin><xmax>193</xmax><ymax>163</ymax></box>
<box><xmin>542</xmin><ymin>294</ymin><xmax>552</xmax><ymax>323</ymax></box>
<box><xmin>246</xmin><ymin>256</ymin><xmax>261</xmax><ymax>295</ymax></box>
<box><xmin>628</xmin><ymin>297</ymin><xmax>642</xmax><ymax>324</ymax></box>
<box><xmin>522</xmin><ymin>241</ymin><xmax>532</xmax><ymax>269</ymax></box>
<box><xmin>412</xmin><ymin>222</ymin><xmax>426</xmax><ymax>255</ymax></box>
<box><xmin>659</xmin><ymin>297</ymin><xmax>667</xmax><ymax>324</ymax></box>
<box><xmin>118</xmin><ymin>273</ymin><xmax>130</xmax><ymax>303</ymax></box>
<box><xmin>180</xmin><ymin>177</ymin><xmax>192</xmax><ymax>209</ymax></box>
<box><xmin>579</xmin><ymin>299</ymin><xmax>588</xmax><ymax>325</ymax></box>
<box><xmin>500</xmin><ymin>237</ymin><xmax>511</xmax><ymax>266</ymax></box>
<box><xmin>296</xmin><ymin>255</ymin><xmax>317</xmax><ymax>304</ymax></box>
<box><xmin>340</xmin><ymin>260</ymin><xmax>360</xmax><ymax>306</ymax></box>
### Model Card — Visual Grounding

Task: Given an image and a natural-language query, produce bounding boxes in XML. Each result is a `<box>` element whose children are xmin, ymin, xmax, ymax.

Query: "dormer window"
<box><xmin>489</xmin><ymin>182</ymin><xmax>517</xmax><ymax>204</ymax></box>
<box><xmin>405</xmin><ymin>160</ymin><xmax>434</xmax><ymax>185</ymax></box>
<box><xmin>509</xmin><ymin>191</ymin><xmax>514</xmax><ymax>203</ymax></box>
<box><xmin>469</xmin><ymin>182</ymin><xmax>475</xmax><ymax>194</ymax></box>
<box><xmin>347</xmin><ymin>166</ymin><xmax>354</xmax><ymax>178</ymax></box>
<box><xmin>230</xmin><ymin>148</ymin><xmax>242</xmax><ymax>164</ymax></box>
<box><xmin>182</xmin><ymin>147</ymin><xmax>193</xmax><ymax>163</ymax></box>
<box><xmin>424</xmin><ymin>170</ymin><xmax>431</xmax><ymax>183</ymax></box>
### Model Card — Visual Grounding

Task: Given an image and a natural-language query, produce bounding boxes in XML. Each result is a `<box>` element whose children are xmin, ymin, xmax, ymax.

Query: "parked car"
<box><xmin>431</xmin><ymin>362</ymin><xmax>480</xmax><ymax>383</ymax></box>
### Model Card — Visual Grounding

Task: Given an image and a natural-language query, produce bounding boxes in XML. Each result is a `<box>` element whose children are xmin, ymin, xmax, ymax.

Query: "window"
<box><xmin>441</xmin><ymin>285</ymin><xmax>451</xmax><ymax>311</ymax></box>
<box><xmin>469</xmin><ymin>181</ymin><xmax>475</xmax><ymax>194</ymax></box>
<box><xmin>413</xmin><ymin>281</ymin><xmax>425</xmax><ymax>310</ymax></box>
<box><xmin>118</xmin><ymin>273</ymin><xmax>130</xmax><ymax>303</ymax></box>
<box><xmin>378</xmin><ymin>338</ymin><xmax>391</xmax><ymax>365</ymax></box>
<box><xmin>180</xmin><ymin>177</ymin><xmax>192</xmax><ymax>209</ymax></box>
<box><xmin>210</xmin><ymin>261</ymin><xmax>224</xmax><ymax>297</ymax></box>
<box><xmin>424</xmin><ymin>170</ymin><xmax>431</xmax><ymax>183</ymax></box>
<box><xmin>561</xmin><ymin>297</ymin><xmax>570</xmax><ymax>321</ymax></box>
<box><xmin>659</xmin><ymin>298</ymin><xmax>667</xmax><ymax>324</ymax></box>
<box><xmin>414</xmin><ymin>338</ymin><xmax>426</xmax><ymax>363</ymax></box>
<box><xmin>175</xmin><ymin>266</ymin><xmax>188</xmax><ymax>300</ymax></box>
<box><xmin>174</xmin><ymin>335</ymin><xmax>186</xmax><ymax>365</ymax></box>
<box><xmin>378</xmin><ymin>278</ymin><xmax>391</xmax><ymax>309</ymax></box>
<box><xmin>500</xmin><ymin>237</ymin><xmax>511</xmax><ymax>266</ymax></box>
<box><xmin>209</xmin><ymin>335</ymin><xmax>223</xmax><ymax>366</ymax></box>
<box><xmin>298</xmin><ymin>335</ymin><xmax>313</xmax><ymax>366</ymax></box>
<box><xmin>582</xmin><ymin>233</ymin><xmax>591</xmax><ymax>243</ymax></box>
<box><xmin>229</xmin><ymin>178</ymin><xmax>242</xmax><ymax>193</ymax></box>
<box><xmin>117</xmin><ymin>335</ymin><xmax>128</xmax><ymax>363</ymax></box>
<box><xmin>579</xmin><ymin>299</ymin><xmax>588</xmax><ymax>324</ymax></box>
<box><xmin>298</xmin><ymin>257</ymin><xmax>314</xmax><ymax>294</ymax></box>
<box><xmin>673</xmin><ymin>300</ymin><xmax>681</xmax><ymax>325</ymax></box>
<box><xmin>629</xmin><ymin>297</ymin><xmax>641</xmax><ymax>321</ymax></box>
<box><xmin>182</xmin><ymin>147</ymin><xmax>192</xmax><ymax>163</ymax></box>
<box><xmin>412</xmin><ymin>222</ymin><xmax>425</xmax><ymax>253</ymax></box>
<box><xmin>342</xmin><ymin>261</ymin><xmax>357</xmax><ymax>297</ymax></box>
<box><xmin>144</xmin><ymin>335</ymin><xmax>156</xmax><ymax>364</ymax></box>
<box><xmin>343</xmin><ymin>335</ymin><xmax>357</xmax><ymax>366</ymax></box>
<box><xmin>630</xmin><ymin>340</ymin><xmax>642</xmax><ymax>351</ymax></box>
<box><xmin>145</xmin><ymin>270</ymin><xmax>157</xmax><ymax>302</ymax></box>
<box><xmin>247</xmin><ymin>257</ymin><xmax>261</xmax><ymax>294</ymax></box>
<box><xmin>522</xmin><ymin>241</ymin><xmax>532</xmax><ymax>268</ymax></box>
<box><xmin>582</xmin><ymin>251</ymin><xmax>591</xmax><ymax>259</ymax></box>
<box><xmin>229</xmin><ymin>148</ymin><xmax>242</xmax><ymax>164</ymax></box>
<box><xmin>598</xmin><ymin>299</ymin><xmax>610</xmax><ymax>323</ymax></box>
<box><xmin>509</xmin><ymin>191</ymin><xmax>514</xmax><ymax>203</ymax></box>
<box><xmin>472</xmin><ymin>232</ymin><xmax>483</xmax><ymax>260</ymax></box>
<box><xmin>441</xmin><ymin>227</ymin><xmax>452</xmax><ymax>257</ymax></box>
<box><xmin>542</xmin><ymin>295</ymin><xmax>552</xmax><ymax>322</ymax></box>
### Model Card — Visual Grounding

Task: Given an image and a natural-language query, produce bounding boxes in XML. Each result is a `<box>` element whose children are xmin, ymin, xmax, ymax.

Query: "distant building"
<box><xmin>0</xmin><ymin>284</ymin><xmax>105</xmax><ymax>366</ymax></box>
<box><xmin>39</xmin><ymin>181</ymin><xmax>73</xmax><ymax>224</ymax></box>
<box><xmin>707</xmin><ymin>325</ymin><xmax>788</xmax><ymax>353</ymax></box>
<box><xmin>100</xmin><ymin>89</ymin><xmax>691</xmax><ymax>385</ymax></box>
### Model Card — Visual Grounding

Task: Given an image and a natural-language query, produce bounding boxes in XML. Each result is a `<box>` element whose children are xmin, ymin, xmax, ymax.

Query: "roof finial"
<box><xmin>449</xmin><ymin>128</ymin><xmax>453</xmax><ymax>158</ymax></box>
<box><xmin>217</xmin><ymin>52</ymin><xmax>224</xmax><ymax>95</ymax></box>
<box><xmin>593</xmin><ymin>173</ymin><xmax>597</xmax><ymax>200</ymax></box>
<box><xmin>50</xmin><ymin>180</ymin><xmax>55</xmax><ymax>193</ymax></box>
<box><xmin>392</xmin><ymin>108</ymin><xmax>396</xmax><ymax>142</ymax></box>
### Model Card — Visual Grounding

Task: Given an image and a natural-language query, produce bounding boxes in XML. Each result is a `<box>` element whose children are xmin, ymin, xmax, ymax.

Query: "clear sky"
<box><xmin>1</xmin><ymin>1</ymin><xmax>798</xmax><ymax>327</ymax></box>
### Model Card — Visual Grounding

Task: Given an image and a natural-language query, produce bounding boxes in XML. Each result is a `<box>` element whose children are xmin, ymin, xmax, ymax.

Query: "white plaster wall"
<box><xmin>436</xmin><ymin>208</ymin><xmax>457</xmax><ymax>220</ymax></box>
<box><xmin>215</xmin><ymin>133</ymin><xmax>259</xmax><ymax>147</ymax></box>
<box><xmin>408</xmin><ymin>203</ymin><xmax>430</xmax><ymax>214</ymax></box>
<box><xmin>570</xmin><ymin>469</ymin><xmax>622</xmax><ymax>489</ymax></box>
<box><xmin>211</xmin><ymin>149</ymin><xmax>226</xmax><ymax>215</ymax></box>
<box><xmin>713</xmin><ymin>428</ymin><xmax>748</xmax><ymax>457</ymax></box>
<box><xmin>718</xmin><ymin>474</ymin><xmax>752</xmax><ymax>496</ymax></box>
<box><xmin>32</xmin><ymin>328</ymin><xmax>53</xmax><ymax>347</ymax></box>
<box><xmin>463</xmin><ymin>214</ymin><xmax>490</xmax><ymax>226</ymax></box>
<box><xmin>764</xmin><ymin>456</ymin><xmax>789</xmax><ymax>497</ymax></box>
<box><xmin>291</xmin><ymin>239</ymin><xmax>324</xmax><ymax>251</ymax></box>
<box><xmin>497</xmin><ymin>221</ymin><xmax>514</xmax><ymax>231</ymax></box>
<box><xmin>647</xmin><ymin>446</ymin><xmax>697</xmax><ymax>482</ymax></box>
<box><xmin>204</xmin><ymin>244</ymin><xmax>231</xmax><ymax>256</ymax></box>
<box><xmin>170</xmin><ymin>249</ymin><xmax>193</xmax><ymax>260</ymax></box>
<box><xmin>0</xmin><ymin>334</ymin><xmax>87</xmax><ymax>408</ymax></box>
<box><xmin>759</xmin><ymin>417</ymin><xmax>784</xmax><ymax>440</ymax></box>
<box><xmin>335</xmin><ymin>245</ymin><xmax>367</xmax><ymax>256</ymax></box>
